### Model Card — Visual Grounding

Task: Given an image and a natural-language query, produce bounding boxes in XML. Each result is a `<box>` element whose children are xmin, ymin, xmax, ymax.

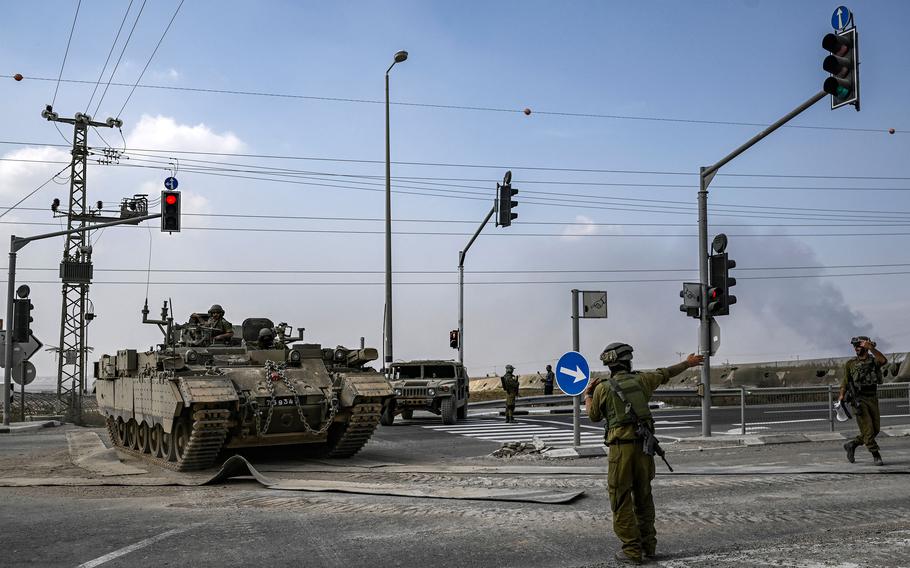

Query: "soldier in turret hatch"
<box><xmin>256</xmin><ymin>327</ymin><xmax>285</xmax><ymax>350</ymax></box>
<box><xmin>188</xmin><ymin>304</ymin><xmax>234</xmax><ymax>345</ymax></box>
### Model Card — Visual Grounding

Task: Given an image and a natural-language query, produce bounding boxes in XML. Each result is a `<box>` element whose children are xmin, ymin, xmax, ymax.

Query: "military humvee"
<box><xmin>380</xmin><ymin>360</ymin><xmax>469</xmax><ymax>425</ymax></box>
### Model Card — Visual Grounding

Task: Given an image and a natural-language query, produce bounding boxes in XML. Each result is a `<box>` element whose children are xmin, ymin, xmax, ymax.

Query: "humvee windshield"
<box><xmin>393</xmin><ymin>364</ymin><xmax>458</xmax><ymax>380</ymax></box>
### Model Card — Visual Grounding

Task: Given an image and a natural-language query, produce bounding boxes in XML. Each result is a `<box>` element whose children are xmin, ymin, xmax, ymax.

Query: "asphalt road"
<box><xmin>2</xmin><ymin>422</ymin><xmax>910</xmax><ymax>568</ymax></box>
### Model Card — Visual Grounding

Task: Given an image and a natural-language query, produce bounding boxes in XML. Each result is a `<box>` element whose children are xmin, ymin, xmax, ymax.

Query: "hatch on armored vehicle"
<box><xmin>93</xmin><ymin>300</ymin><xmax>393</xmax><ymax>471</ymax></box>
<box><xmin>381</xmin><ymin>360</ymin><xmax>469</xmax><ymax>425</ymax></box>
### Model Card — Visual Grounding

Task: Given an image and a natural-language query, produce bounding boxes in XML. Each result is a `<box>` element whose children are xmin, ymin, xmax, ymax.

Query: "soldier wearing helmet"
<box><xmin>188</xmin><ymin>304</ymin><xmax>234</xmax><ymax>345</ymax></box>
<box><xmin>500</xmin><ymin>364</ymin><xmax>520</xmax><ymax>423</ymax></box>
<box><xmin>255</xmin><ymin>327</ymin><xmax>285</xmax><ymax>350</ymax></box>
<box><xmin>585</xmin><ymin>342</ymin><xmax>703</xmax><ymax>565</ymax></box>
<box><xmin>840</xmin><ymin>335</ymin><xmax>887</xmax><ymax>466</ymax></box>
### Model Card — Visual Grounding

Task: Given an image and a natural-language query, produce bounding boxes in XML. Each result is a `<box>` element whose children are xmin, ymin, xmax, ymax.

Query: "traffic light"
<box><xmin>160</xmin><ymin>190</ymin><xmax>181</xmax><ymax>233</ymax></box>
<box><xmin>707</xmin><ymin>252</ymin><xmax>737</xmax><ymax>316</ymax></box>
<box><xmin>449</xmin><ymin>329</ymin><xmax>459</xmax><ymax>349</ymax></box>
<box><xmin>495</xmin><ymin>170</ymin><xmax>517</xmax><ymax>227</ymax></box>
<box><xmin>822</xmin><ymin>27</ymin><xmax>859</xmax><ymax>110</ymax></box>
<box><xmin>12</xmin><ymin>298</ymin><xmax>34</xmax><ymax>342</ymax></box>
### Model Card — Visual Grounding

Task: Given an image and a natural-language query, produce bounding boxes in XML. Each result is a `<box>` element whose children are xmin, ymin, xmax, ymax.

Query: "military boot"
<box><xmin>844</xmin><ymin>440</ymin><xmax>859</xmax><ymax>463</ymax></box>
<box><xmin>872</xmin><ymin>452</ymin><xmax>884</xmax><ymax>466</ymax></box>
<box><xmin>614</xmin><ymin>550</ymin><xmax>643</xmax><ymax>565</ymax></box>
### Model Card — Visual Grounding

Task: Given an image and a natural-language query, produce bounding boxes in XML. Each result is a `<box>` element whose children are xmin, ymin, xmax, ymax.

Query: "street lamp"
<box><xmin>384</xmin><ymin>50</ymin><xmax>407</xmax><ymax>373</ymax></box>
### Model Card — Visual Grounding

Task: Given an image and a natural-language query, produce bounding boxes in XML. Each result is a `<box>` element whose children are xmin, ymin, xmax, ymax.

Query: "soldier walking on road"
<box><xmin>501</xmin><ymin>365</ymin><xmax>520</xmax><ymax>423</ymax></box>
<box><xmin>585</xmin><ymin>342</ymin><xmax>703</xmax><ymax>565</ymax></box>
<box><xmin>841</xmin><ymin>336</ymin><xmax>887</xmax><ymax>466</ymax></box>
<box><xmin>544</xmin><ymin>364</ymin><xmax>555</xmax><ymax>396</ymax></box>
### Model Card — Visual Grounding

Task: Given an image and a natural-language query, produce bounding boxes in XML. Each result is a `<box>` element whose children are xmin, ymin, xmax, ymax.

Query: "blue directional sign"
<box><xmin>164</xmin><ymin>176</ymin><xmax>179</xmax><ymax>190</ymax></box>
<box><xmin>554</xmin><ymin>351</ymin><xmax>590</xmax><ymax>396</ymax></box>
<box><xmin>831</xmin><ymin>6</ymin><xmax>852</xmax><ymax>31</ymax></box>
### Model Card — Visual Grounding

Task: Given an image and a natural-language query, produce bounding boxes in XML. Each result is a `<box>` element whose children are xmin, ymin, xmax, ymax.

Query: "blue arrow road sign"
<box><xmin>164</xmin><ymin>176</ymin><xmax>179</xmax><ymax>190</ymax></box>
<box><xmin>555</xmin><ymin>351</ymin><xmax>590</xmax><ymax>396</ymax></box>
<box><xmin>831</xmin><ymin>6</ymin><xmax>852</xmax><ymax>31</ymax></box>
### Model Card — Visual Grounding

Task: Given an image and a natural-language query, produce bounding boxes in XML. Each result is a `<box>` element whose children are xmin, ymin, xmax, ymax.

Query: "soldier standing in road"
<box><xmin>585</xmin><ymin>342</ymin><xmax>703</xmax><ymax>565</ymax></box>
<box><xmin>841</xmin><ymin>336</ymin><xmax>887</xmax><ymax>466</ymax></box>
<box><xmin>501</xmin><ymin>364</ymin><xmax>520</xmax><ymax>423</ymax></box>
<box><xmin>544</xmin><ymin>364</ymin><xmax>555</xmax><ymax>395</ymax></box>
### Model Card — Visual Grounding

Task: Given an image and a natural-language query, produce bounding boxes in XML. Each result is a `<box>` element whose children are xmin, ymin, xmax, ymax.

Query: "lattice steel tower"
<box><xmin>41</xmin><ymin>108</ymin><xmax>121</xmax><ymax>422</ymax></box>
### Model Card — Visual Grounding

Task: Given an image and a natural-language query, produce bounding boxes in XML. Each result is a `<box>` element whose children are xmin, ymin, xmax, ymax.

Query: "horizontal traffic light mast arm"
<box><xmin>10</xmin><ymin>213</ymin><xmax>162</xmax><ymax>253</ymax></box>
<box><xmin>702</xmin><ymin>90</ymin><xmax>826</xmax><ymax>186</ymax></box>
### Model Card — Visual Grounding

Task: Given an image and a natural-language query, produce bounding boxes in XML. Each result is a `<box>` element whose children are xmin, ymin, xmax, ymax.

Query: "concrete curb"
<box><xmin>0</xmin><ymin>420</ymin><xmax>62</xmax><ymax>434</ymax></box>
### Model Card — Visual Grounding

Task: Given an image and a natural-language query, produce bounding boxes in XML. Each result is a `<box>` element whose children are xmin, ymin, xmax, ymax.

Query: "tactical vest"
<box><xmin>605</xmin><ymin>372</ymin><xmax>653</xmax><ymax>429</ymax></box>
<box><xmin>848</xmin><ymin>357</ymin><xmax>882</xmax><ymax>390</ymax></box>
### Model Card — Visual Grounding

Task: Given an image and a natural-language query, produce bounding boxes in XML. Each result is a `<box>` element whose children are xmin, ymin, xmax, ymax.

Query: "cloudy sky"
<box><xmin>2</xmin><ymin>0</ymin><xmax>908</xmax><ymax>388</ymax></box>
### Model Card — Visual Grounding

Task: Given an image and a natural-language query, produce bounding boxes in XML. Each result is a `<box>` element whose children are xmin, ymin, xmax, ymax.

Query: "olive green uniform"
<box><xmin>588</xmin><ymin>361</ymin><xmax>688</xmax><ymax>563</ymax></box>
<box><xmin>842</xmin><ymin>356</ymin><xmax>883</xmax><ymax>453</ymax></box>
<box><xmin>205</xmin><ymin>318</ymin><xmax>234</xmax><ymax>338</ymax></box>
<box><xmin>501</xmin><ymin>371</ymin><xmax>519</xmax><ymax>422</ymax></box>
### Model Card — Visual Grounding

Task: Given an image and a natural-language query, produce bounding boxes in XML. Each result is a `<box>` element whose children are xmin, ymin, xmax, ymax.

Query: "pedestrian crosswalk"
<box><xmin>416</xmin><ymin>417</ymin><xmax>605</xmax><ymax>447</ymax></box>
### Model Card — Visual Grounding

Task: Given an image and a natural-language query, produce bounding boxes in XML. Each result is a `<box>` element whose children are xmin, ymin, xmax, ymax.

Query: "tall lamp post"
<box><xmin>384</xmin><ymin>50</ymin><xmax>408</xmax><ymax>373</ymax></box>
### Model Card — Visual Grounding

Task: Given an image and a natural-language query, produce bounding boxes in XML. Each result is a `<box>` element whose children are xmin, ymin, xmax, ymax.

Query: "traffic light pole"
<box><xmin>457</xmin><ymin>205</ymin><xmax>495</xmax><ymax>365</ymax></box>
<box><xmin>697</xmin><ymin>89</ymin><xmax>826</xmax><ymax>437</ymax></box>
<box><xmin>3</xmin><ymin>213</ymin><xmax>160</xmax><ymax>425</ymax></box>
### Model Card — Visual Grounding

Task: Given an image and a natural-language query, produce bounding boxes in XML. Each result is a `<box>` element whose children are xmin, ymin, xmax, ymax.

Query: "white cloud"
<box><xmin>0</xmin><ymin>146</ymin><xmax>71</xmax><ymax>197</ymax></box>
<box><xmin>125</xmin><ymin>115</ymin><xmax>245</xmax><ymax>154</ymax></box>
<box><xmin>561</xmin><ymin>215</ymin><xmax>598</xmax><ymax>240</ymax></box>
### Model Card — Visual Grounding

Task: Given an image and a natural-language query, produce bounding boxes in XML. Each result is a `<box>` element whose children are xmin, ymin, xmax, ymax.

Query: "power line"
<box><xmin>0</xmin><ymin>166</ymin><xmax>72</xmax><ymax>220</ymax></box>
<box><xmin>51</xmin><ymin>0</ymin><xmax>82</xmax><ymax>107</ymax></box>
<box><xmin>2</xmin><ymin>139</ymin><xmax>909</xmax><ymax>182</ymax></box>
<box><xmin>116</xmin><ymin>0</ymin><xmax>185</xmax><ymax>118</ymax></box>
<box><xmin>85</xmin><ymin>0</ymin><xmax>135</xmax><ymax>113</ymax></box>
<box><xmin>5</xmin><ymin>271</ymin><xmax>910</xmax><ymax>286</ymax></box>
<box><xmin>4</xmin><ymin>204</ymin><xmax>910</xmax><ymax>228</ymax></box>
<box><xmin>14</xmin><ymin>262</ymin><xmax>910</xmax><ymax>275</ymax></box>
<box><xmin>93</xmin><ymin>0</ymin><xmax>148</xmax><ymax>117</ymax></box>
<box><xmin>8</xmin><ymin>75</ymin><xmax>902</xmax><ymax>135</ymax></box>
<box><xmin>4</xmin><ymin>220</ymin><xmax>910</xmax><ymax>238</ymax></box>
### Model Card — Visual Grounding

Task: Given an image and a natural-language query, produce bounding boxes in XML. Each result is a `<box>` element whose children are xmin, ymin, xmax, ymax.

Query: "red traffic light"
<box><xmin>165</xmin><ymin>194</ymin><xmax>178</xmax><ymax>205</ymax></box>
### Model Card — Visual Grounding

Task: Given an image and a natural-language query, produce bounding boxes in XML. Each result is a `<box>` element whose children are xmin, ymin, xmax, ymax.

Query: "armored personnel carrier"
<box><xmin>94</xmin><ymin>300</ymin><xmax>393</xmax><ymax>471</ymax></box>
<box><xmin>381</xmin><ymin>360</ymin><xmax>469</xmax><ymax>425</ymax></box>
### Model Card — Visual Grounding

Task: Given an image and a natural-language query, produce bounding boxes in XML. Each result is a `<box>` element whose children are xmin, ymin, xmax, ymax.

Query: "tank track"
<box><xmin>323</xmin><ymin>401</ymin><xmax>383</xmax><ymax>458</ymax></box>
<box><xmin>106</xmin><ymin>409</ymin><xmax>231</xmax><ymax>472</ymax></box>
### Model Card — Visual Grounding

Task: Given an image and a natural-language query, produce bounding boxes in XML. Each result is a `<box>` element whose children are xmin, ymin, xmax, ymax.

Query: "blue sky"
<box><xmin>2</xmin><ymin>0</ymin><xmax>908</xmax><ymax>384</ymax></box>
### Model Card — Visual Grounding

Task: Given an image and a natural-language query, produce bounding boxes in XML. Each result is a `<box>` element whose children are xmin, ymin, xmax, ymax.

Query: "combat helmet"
<box><xmin>505</xmin><ymin>364</ymin><xmax>515</xmax><ymax>371</ymax></box>
<box><xmin>208</xmin><ymin>304</ymin><xmax>224</xmax><ymax>315</ymax></box>
<box><xmin>259</xmin><ymin>327</ymin><xmax>274</xmax><ymax>339</ymax></box>
<box><xmin>600</xmin><ymin>342</ymin><xmax>634</xmax><ymax>366</ymax></box>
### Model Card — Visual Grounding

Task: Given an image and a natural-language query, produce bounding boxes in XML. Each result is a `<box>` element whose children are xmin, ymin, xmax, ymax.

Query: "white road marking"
<box><xmin>76</xmin><ymin>526</ymin><xmax>195</xmax><ymax>568</ymax></box>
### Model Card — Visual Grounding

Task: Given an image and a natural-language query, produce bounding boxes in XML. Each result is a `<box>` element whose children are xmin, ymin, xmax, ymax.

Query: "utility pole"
<box><xmin>41</xmin><ymin>107</ymin><xmax>122</xmax><ymax>423</ymax></box>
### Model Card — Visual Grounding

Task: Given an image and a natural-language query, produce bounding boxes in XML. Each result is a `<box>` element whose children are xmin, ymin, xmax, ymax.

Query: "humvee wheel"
<box><xmin>456</xmin><ymin>402</ymin><xmax>467</xmax><ymax>420</ymax></box>
<box><xmin>149</xmin><ymin>424</ymin><xmax>162</xmax><ymax>458</ymax></box>
<box><xmin>125</xmin><ymin>420</ymin><xmax>139</xmax><ymax>450</ymax></box>
<box><xmin>380</xmin><ymin>400</ymin><xmax>395</xmax><ymax>426</ymax></box>
<box><xmin>137</xmin><ymin>422</ymin><xmax>151</xmax><ymax>454</ymax></box>
<box><xmin>400</xmin><ymin>409</ymin><xmax>413</xmax><ymax>420</ymax></box>
<box><xmin>441</xmin><ymin>398</ymin><xmax>456</xmax><ymax>425</ymax></box>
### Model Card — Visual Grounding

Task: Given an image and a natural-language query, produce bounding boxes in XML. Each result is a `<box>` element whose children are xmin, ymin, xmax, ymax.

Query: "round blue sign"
<box><xmin>831</xmin><ymin>6</ymin><xmax>852</xmax><ymax>31</ymax></box>
<box><xmin>164</xmin><ymin>176</ymin><xmax>179</xmax><ymax>190</ymax></box>
<box><xmin>554</xmin><ymin>351</ymin><xmax>590</xmax><ymax>396</ymax></box>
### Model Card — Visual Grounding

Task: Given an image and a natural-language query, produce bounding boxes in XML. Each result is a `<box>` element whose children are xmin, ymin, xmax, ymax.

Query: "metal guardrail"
<box><xmin>470</xmin><ymin>384</ymin><xmax>910</xmax><ymax>435</ymax></box>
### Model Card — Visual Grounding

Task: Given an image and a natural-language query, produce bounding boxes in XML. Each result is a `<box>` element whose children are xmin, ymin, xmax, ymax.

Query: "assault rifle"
<box><xmin>608</xmin><ymin>378</ymin><xmax>673</xmax><ymax>472</ymax></box>
<box><xmin>845</xmin><ymin>377</ymin><xmax>862</xmax><ymax>417</ymax></box>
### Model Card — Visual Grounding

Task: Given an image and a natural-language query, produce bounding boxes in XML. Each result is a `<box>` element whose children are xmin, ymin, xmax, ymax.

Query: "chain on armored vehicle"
<box><xmin>381</xmin><ymin>360</ymin><xmax>470</xmax><ymax>426</ymax></box>
<box><xmin>93</xmin><ymin>300</ymin><xmax>393</xmax><ymax>471</ymax></box>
